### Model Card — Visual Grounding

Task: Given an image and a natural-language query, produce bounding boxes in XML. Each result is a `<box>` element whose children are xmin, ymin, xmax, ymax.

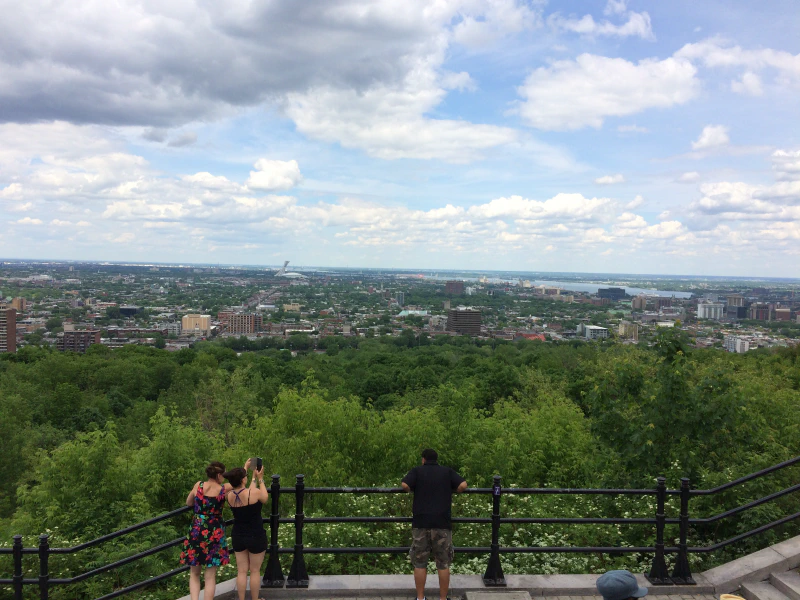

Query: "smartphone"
<box><xmin>249</xmin><ymin>457</ymin><xmax>263</xmax><ymax>471</ymax></box>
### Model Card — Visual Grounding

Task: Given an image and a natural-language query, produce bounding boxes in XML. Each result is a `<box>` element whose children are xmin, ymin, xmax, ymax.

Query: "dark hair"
<box><xmin>223</xmin><ymin>467</ymin><xmax>246</xmax><ymax>488</ymax></box>
<box><xmin>205</xmin><ymin>461</ymin><xmax>226</xmax><ymax>479</ymax></box>
<box><xmin>422</xmin><ymin>448</ymin><xmax>438</xmax><ymax>462</ymax></box>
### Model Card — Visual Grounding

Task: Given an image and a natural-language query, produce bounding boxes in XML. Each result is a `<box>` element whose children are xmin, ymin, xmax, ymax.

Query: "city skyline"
<box><xmin>1</xmin><ymin>1</ymin><xmax>799</xmax><ymax>276</ymax></box>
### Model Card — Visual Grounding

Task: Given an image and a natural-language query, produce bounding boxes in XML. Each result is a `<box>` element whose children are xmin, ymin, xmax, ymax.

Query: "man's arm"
<box><xmin>401</xmin><ymin>468</ymin><xmax>416</xmax><ymax>492</ymax></box>
<box><xmin>456</xmin><ymin>480</ymin><xmax>467</xmax><ymax>493</ymax></box>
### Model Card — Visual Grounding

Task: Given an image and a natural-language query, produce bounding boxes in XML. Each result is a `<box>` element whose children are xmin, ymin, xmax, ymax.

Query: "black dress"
<box><xmin>229</xmin><ymin>488</ymin><xmax>267</xmax><ymax>554</ymax></box>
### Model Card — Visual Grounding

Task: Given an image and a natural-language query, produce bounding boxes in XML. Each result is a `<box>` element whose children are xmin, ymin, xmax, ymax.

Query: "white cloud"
<box><xmin>595</xmin><ymin>173</ymin><xmax>625</xmax><ymax>185</ymax></box>
<box><xmin>516</xmin><ymin>54</ymin><xmax>698</xmax><ymax>130</ymax></box>
<box><xmin>604</xmin><ymin>0</ymin><xmax>628</xmax><ymax>16</ymax></box>
<box><xmin>731</xmin><ymin>71</ymin><xmax>763</xmax><ymax>96</ymax></box>
<box><xmin>675</xmin><ymin>39</ymin><xmax>800</xmax><ymax>83</ymax></box>
<box><xmin>678</xmin><ymin>171</ymin><xmax>701</xmax><ymax>183</ymax></box>
<box><xmin>3</xmin><ymin>120</ymin><xmax>800</xmax><ymax>271</ymax></box>
<box><xmin>626</xmin><ymin>195</ymin><xmax>644</xmax><ymax>209</ymax></box>
<box><xmin>772</xmin><ymin>150</ymin><xmax>800</xmax><ymax>181</ymax></box>
<box><xmin>548</xmin><ymin>11</ymin><xmax>654</xmax><ymax>40</ymax></box>
<box><xmin>452</xmin><ymin>0</ymin><xmax>541</xmax><ymax>48</ymax></box>
<box><xmin>618</xmin><ymin>124</ymin><xmax>648</xmax><ymax>133</ymax></box>
<box><xmin>692</xmin><ymin>125</ymin><xmax>730</xmax><ymax>150</ymax></box>
<box><xmin>246</xmin><ymin>159</ymin><xmax>303</xmax><ymax>191</ymax></box>
<box><xmin>285</xmin><ymin>62</ymin><xmax>518</xmax><ymax>162</ymax></box>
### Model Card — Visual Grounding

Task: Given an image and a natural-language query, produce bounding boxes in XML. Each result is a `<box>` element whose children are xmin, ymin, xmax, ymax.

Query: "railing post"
<box><xmin>671</xmin><ymin>477</ymin><xmax>695</xmax><ymax>584</ymax></box>
<box><xmin>483</xmin><ymin>474</ymin><xmax>506</xmax><ymax>587</ymax></box>
<box><xmin>12</xmin><ymin>535</ymin><xmax>23</xmax><ymax>600</ymax></box>
<box><xmin>646</xmin><ymin>477</ymin><xmax>671</xmax><ymax>585</ymax></box>
<box><xmin>262</xmin><ymin>474</ymin><xmax>285</xmax><ymax>588</ymax></box>
<box><xmin>287</xmin><ymin>474</ymin><xmax>309</xmax><ymax>588</ymax></box>
<box><xmin>38</xmin><ymin>534</ymin><xmax>50</xmax><ymax>600</ymax></box>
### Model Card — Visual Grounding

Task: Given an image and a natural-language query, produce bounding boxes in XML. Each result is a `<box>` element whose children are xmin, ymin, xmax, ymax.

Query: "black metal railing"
<box><xmin>2</xmin><ymin>455</ymin><xmax>799</xmax><ymax>599</ymax></box>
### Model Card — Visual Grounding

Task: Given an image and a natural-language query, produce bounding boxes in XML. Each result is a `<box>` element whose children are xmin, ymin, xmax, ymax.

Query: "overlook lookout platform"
<box><xmin>2</xmin><ymin>456</ymin><xmax>799</xmax><ymax>600</ymax></box>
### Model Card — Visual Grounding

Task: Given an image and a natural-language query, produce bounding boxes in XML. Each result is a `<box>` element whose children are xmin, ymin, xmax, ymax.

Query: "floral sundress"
<box><xmin>180</xmin><ymin>482</ymin><xmax>230</xmax><ymax>567</ymax></box>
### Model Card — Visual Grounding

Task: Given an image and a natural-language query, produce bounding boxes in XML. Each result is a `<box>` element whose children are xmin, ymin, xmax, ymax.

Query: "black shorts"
<box><xmin>231</xmin><ymin>530</ymin><xmax>267</xmax><ymax>554</ymax></box>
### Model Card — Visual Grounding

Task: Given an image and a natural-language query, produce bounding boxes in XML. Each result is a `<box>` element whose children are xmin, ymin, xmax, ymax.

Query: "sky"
<box><xmin>1</xmin><ymin>0</ymin><xmax>799</xmax><ymax>277</ymax></box>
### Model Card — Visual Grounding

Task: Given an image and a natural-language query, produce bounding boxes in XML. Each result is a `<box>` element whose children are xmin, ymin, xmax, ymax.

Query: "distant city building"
<box><xmin>443</xmin><ymin>300</ymin><xmax>451</xmax><ymax>310</ymax></box>
<box><xmin>11</xmin><ymin>297</ymin><xmax>26</xmax><ymax>312</ymax></box>
<box><xmin>283</xmin><ymin>303</ymin><xmax>302</xmax><ymax>312</ymax></box>
<box><xmin>181</xmin><ymin>314</ymin><xmax>211</xmax><ymax>335</ymax></box>
<box><xmin>724</xmin><ymin>335</ymin><xmax>750</xmax><ymax>354</ymax></box>
<box><xmin>748</xmin><ymin>303</ymin><xmax>771</xmax><ymax>321</ymax></box>
<box><xmin>696</xmin><ymin>302</ymin><xmax>722</xmax><ymax>320</ymax></box>
<box><xmin>119</xmin><ymin>305</ymin><xmax>142</xmax><ymax>317</ymax></box>
<box><xmin>597</xmin><ymin>287</ymin><xmax>627</xmax><ymax>301</ymax></box>
<box><xmin>631</xmin><ymin>296</ymin><xmax>647</xmax><ymax>310</ymax></box>
<box><xmin>57</xmin><ymin>330</ymin><xmax>100</xmax><ymax>353</ymax></box>
<box><xmin>227</xmin><ymin>313</ymin><xmax>262</xmax><ymax>334</ymax></box>
<box><xmin>697</xmin><ymin>302</ymin><xmax>724</xmax><ymax>320</ymax></box>
<box><xmin>654</xmin><ymin>297</ymin><xmax>672</xmax><ymax>310</ymax></box>
<box><xmin>618</xmin><ymin>321</ymin><xmax>639</xmax><ymax>341</ymax></box>
<box><xmin>727</xmin><ymin>304</ymin><xmax>747</xmax><ymax>319</ymax></box>
<box><xmin>445</xmin><ymin>281</ymin><xmax>464</xmax><ymax>295</ymax></box>
<box><xmin>727</xmin><ymin>294</ymin><xmax>745</xmax><ymax>307</ymax></box>
<box><xmin>395</xmin><ymin>291</ymin><xmax>405</xmax><ymax>307</ymax></box>
<box><xmin>774</xmin><ymin>308</ymin><xmax>792</xmax><ymax>321</ymax></box>
<box><xmin>165</xmin><ymin>322</ymin><xmax>182</xmax><ymax>336</ymax></box>
<box><xmin>0</xmin><ymin>305</ymin><xmax>17</xmax><ymax>353</ymax></box>
<box><xmin>583</xmin><ymin>325</ymin><xmax>609</xmax><ymax>340</ymax></box>
<box><xmin>446</xmin><ymin>308</ymin><xmax>481</xmax><ymax>336</ymax></box>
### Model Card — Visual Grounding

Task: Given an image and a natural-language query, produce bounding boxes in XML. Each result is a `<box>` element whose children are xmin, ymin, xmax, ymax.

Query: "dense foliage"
<box><xmin>1</xmin><ymin>332</ymin><xmax>799</xmax><ymax>598</ymax></box>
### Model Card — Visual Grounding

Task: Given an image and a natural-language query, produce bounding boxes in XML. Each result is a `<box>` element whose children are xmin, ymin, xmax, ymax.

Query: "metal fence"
<box><xmin>2</xmin><ymin>455</ymin><xmax>799</xmax><ymax>600</ymax></box>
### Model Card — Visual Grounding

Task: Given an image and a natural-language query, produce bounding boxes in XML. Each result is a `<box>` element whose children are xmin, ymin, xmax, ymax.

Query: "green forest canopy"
<box><xmin>0</xmin><ymin>331</ymin><xmax>799</xmax><ymax>597</ymax></box>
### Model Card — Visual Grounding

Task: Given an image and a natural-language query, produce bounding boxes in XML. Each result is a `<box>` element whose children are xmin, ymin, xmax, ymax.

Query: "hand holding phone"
<box><xmin>249</xmin><ymin>457</ymin><xmax>263</xmax><ymax>472</ymax></box>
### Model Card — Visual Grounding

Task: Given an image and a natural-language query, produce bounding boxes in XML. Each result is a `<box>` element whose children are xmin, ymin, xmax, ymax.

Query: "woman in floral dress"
<box><xmin>181</xmin><ymin>461</ymin><xmax>230</xmax><ymax>600</ymax></box>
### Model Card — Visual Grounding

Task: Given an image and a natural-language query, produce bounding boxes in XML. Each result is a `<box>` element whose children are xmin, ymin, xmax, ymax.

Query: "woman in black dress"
<box><xmin>224</xmin><ymin>460</ymin><xmax>269</xmax><ymax>600</ymax></box>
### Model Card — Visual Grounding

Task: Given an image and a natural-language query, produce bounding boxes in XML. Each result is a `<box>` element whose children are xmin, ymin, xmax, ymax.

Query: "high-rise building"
<box><xmin>165</xmin><ymin>322</ymin><xmax>182</xmax><ymax>336</ymax></box>
<box><xmin>618</xmin><ymin>321</ymin><xmax>639</xmax><ymax>341</ymax></box>
<box><xmin>584</xmin><ymin>325</ymin><xmax>609</xmax><ymax>340</ymax></box>
<box><xmin>445</xmin><ymin>281</ymin><xmax>464</xmax><ymax>295</ymax></box>
<box><xmin>724</xmin><ymin>335</ymin><xmax>750</xmax><ymax>353</ymax></box>
<box><xmin>697</xmin><ymin>302</ymin><xmax>724</xmax><ymax>320</ymax></box>
<box><xmin>395</xmin><ymin>292</ymin><xmax>405</xmax><ymax>307</ymax></box>
<box><xmin>727</xmin><ymin>294</ymin><xmax>745</xmax><ymax>307</ymax></box>
<box><xmin>597</xmin><ymin>287</ymin><xmax>627</xmax><ymax>301</ymax></box>
<box><xmin>182</xmin><ymin>314</ymin><xmax>211</xmax><ymax>335</ymax></box>
<box><xmin>774</xmin><ymin>308</ymin><xmax>792</xmax><ymax>321</ymax></box>
<box><xmin>11</xmin><ymin>297</ymin><xmax>26</xmax><ymax>312</ymax></box>
<box><xmin>0</xmin><ymin>305</ymin><xmax>17</xmax><ymax>353</ymax></box>
<box><xmin>227</xmin><ymin>313</ymin><xmax>262</xmax><ymax>334</ymax></box>
<box><xmin>57</xmin><ymin>330</ymin><xmax>100</xmax><ymax>353</ymax></box>
<box><xmin>631</xmin><ymin>296</ymin><xmax>647</xmax><ymax>310</ymax></box>
<box><xmin>654</xmin><ymin>297</ymin><xmax>672</xmax><ymax>310</ymax></box>
<box><xmin>446</xmin><ymin>308</ymin><xmax>481</xmax><ymax>335</ymax></box>
<box><xmin>748</xmin><ymin>303</ymin><xmax>771</xmax><ymax>321</ymax></box>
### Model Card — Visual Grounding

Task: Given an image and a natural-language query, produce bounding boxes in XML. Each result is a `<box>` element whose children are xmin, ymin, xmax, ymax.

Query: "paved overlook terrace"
<box><xmin>1</xmin><ymin>457</ymin><xmax>799</xmax><ymax>600</ymax></box>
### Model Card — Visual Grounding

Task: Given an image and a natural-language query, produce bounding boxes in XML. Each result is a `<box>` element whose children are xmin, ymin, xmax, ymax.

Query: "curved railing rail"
<box><xmin>1</xmin><ymin>456</ymin><xmax>798</xmax><ymax>599</ymax></box>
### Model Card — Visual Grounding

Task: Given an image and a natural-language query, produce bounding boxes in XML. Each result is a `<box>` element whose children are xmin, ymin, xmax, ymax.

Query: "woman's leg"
<box><xmin>189</xmin><ymin>565</ymin><xmax>202</xmax><ymax>600</ymax></box>
<box><xmin>204</xmin><ymin>566</ymin><xmax>218</xmax><ymax>599</ymax></box>
<box><xmin>247</xmin><ymin>551</ymin><xmax>266</xmax><ymax>600</ymax></box>
<box><xmin>235</xmin><ymin>551</ymin><xmax>251</xmax><ymax>600</ymax></box>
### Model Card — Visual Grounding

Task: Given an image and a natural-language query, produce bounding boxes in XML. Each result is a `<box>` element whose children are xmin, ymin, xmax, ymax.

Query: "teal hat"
<box><xmin>596</xmin><ymin>570</ymin><xmax>648</xmax><ymax>600</ymax></box>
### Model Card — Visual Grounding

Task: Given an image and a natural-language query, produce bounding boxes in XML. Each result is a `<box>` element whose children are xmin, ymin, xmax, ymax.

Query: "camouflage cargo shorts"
<box><xmin>410</xmin><ymin>528</ymin><xmax>454</xmax><ymax>570</ymax></box>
